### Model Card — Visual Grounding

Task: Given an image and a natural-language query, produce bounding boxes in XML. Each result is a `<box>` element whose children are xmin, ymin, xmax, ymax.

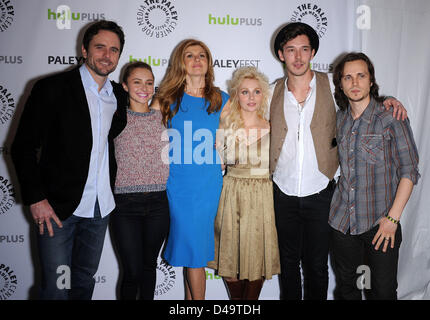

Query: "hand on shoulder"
<box><xmin>150</xmin><ymin>98</ymin><xmax>161</xmax><ymax>110</ymax></box>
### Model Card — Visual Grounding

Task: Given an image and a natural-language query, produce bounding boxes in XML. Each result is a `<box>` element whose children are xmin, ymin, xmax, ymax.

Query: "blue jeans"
<box><xmin>36</xmin><ymin>200</ymin><xmax>109</xmax><ymax>300</ymax></box>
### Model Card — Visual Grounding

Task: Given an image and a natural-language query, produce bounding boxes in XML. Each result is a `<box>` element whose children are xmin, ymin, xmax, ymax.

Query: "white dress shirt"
<box><xmin>267</xmin><ymin>72</ymin><xmax>339</xmax><ymax>197</ymax></box>
<box><xmin>73</xmin><ymin>64</ymin><xmax>117</xmax><ymax>218</ymax></box>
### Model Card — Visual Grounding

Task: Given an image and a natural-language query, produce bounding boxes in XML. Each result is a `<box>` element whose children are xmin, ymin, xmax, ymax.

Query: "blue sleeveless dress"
<box><xmin>164</xmin><ymin>91</ymin><xmax>229</xmax><ymax>268</ymax></box>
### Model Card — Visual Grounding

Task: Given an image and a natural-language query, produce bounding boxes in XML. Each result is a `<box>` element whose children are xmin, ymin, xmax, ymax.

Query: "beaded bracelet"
<box><xmin>386</xmin><ymin>215</ymin><xmax>399</xmax><ymax>225</ymax></box>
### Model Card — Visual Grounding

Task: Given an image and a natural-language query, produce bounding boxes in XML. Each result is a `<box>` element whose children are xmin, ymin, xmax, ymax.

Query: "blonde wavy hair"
<box><xmin>156</xmin><ymin>39</ymin><xmax>222</xmax><ymax>126</ymax></box>
<box><xmin>222</xmin><ymin>66</ymin><xmax>270</xmax><ymax>132</ymax></box>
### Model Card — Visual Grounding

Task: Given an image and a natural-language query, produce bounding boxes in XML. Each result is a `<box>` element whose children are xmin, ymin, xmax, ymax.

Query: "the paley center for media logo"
<box><xmin>0</xmin><ymin>174</ymin><xmax>15</xmax><ymax>215</ymax></box>
<box><xmin>0</xmin><ymin>84</ymin><xmax>14</xmax><ymax>126</ymax></box>
<box><xmin>0</xmin><ymin>0</ymin><xmax>14</xmax><ymax>32</ymax></box>
<box><xmin>137</xmin><ymin>0</ymin><xmax>179</xmax><ymax>38</ymax></box>
<box><xmin>155</xmin><ymin>259</ymin><xmax>176</xmax><ymax>297</ymax></box>
<box><xmin>0</xmin><ymin>264</ymin><xmax>17</xmax><ymax>300</ymax></box>
<box><xmin>290</xmin><ymin>2</ymin><xmax>328</xmax><ymax>38</ymax></box>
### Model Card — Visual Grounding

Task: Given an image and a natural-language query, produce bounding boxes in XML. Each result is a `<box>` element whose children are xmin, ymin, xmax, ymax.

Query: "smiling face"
<box><xmin>278</xmin><ymin>34</ymin><xmax>315</xmax><ymax>77</ymax></box>
<box><xmin>122</xmin><ymin>67</ymin><xmax>154</xmax><ymax>107</ymax></box>
<box><xmin>183</xmin><ymin>45</ymin><xmax>209</xmax><ymax>77</ymax></box>
<box><xmin>341</xmin><ymin>59</ymin><xmax>372</xmax><ymax>105</ymax></box>
<box><xmin>238</xmin><ymin>78</ymin><xmax>263</xmax><ymax>114</ymax></box>
<box><xmin>82</xmin><ymin>29</ymin><xmax>121</xmax><ymax>80</ymax></box>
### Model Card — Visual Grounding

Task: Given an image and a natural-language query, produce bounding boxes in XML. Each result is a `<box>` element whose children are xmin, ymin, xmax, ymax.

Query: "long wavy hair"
<box><xmin>157</xmin><ymin>39</ymin><xmax>222</xmax><ymax>126</ymax></box>
<box><xmin>333</xmin><ymin>52</ymin><xmax>383</xmax><ymax>111</ymax></box>
<box><xmin>222</xmin><ymin>66</ymin><xmax>270</xmax><ymax>132</ymax></box>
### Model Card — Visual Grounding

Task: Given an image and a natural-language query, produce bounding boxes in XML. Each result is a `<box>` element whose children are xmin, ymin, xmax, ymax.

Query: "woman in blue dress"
<box><xmin>153</xmin><ymin>39</ymin><xmax>229</xmax><ymax>300</ymax></box>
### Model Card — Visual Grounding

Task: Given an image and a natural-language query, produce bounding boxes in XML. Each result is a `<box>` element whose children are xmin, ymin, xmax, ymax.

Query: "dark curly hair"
<box><xmin>333</xmin><ymin>52</ymin><xmax>383</xmax><ymax>111</ymax></box>
<box><xmin>82</xmin><ymin>20</ymin><xmax>125</xmax><ymax>54</ymax></box>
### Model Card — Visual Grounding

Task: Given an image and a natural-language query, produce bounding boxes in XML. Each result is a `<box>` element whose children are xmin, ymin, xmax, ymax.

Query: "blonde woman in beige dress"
<box><xmin>208</xmin><ymin>67</ymin><xmax>280</xmax><ymax>300</ymax></box>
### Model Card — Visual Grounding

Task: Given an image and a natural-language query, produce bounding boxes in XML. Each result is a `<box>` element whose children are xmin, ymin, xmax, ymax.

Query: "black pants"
<box><xmin>330</xmin><ymin>224</ymin><xmax>402</xmax><ymax>300</ymax></box>
<box><xmin>273</xmin><ymin>181</ymin><xmax>334</xmax><ymax>300</ymax></box>
<box><xmin>110</xmin><ymin>191</ymin><xmax>169</xmax><ymax>300</ymax></box>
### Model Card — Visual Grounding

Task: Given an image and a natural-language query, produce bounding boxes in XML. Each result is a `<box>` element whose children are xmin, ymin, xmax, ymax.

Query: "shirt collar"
<box><xmin>283</xmin><ymin>71</ymin><xmax>317</xmax><ymax>92</ymax></box>
<box><xmin>79</xmin><ymin>64</ymin><xmax>113</xmax><ymax>96</ymax></box>
<box><xmin>347</xmin><ymin>97</ymin><xmax>377</xmax><ymax>123</ymax></box>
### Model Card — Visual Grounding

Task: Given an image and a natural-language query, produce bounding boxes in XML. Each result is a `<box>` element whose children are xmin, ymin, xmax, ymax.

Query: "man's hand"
<box><xmin>30</xmin><ymin>199</ymin><xmax>63</xmax><ymax>237</ymax></box>
<box><xmin>383</xmin><ymin>98</ymin><xmax>407</xmax><ymax>121</ymax></box>
<box><xmin>371</xmin><ymin>217</ymin><xmax>398</xmax><ymax>252</ymax></box>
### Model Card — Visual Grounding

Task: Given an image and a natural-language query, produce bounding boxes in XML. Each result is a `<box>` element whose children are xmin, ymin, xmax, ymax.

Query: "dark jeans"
<box><xmin>110</xmin><ymin>191</ymin><xmax>169</xmax><ymax>300</ymax></box>
<box><xmin>330</xmin><ymin>224</ymin><xmax>402</xmax><ymax>300</ymax></box>
<box><xmin>37</xmin><ymin>199</ymin><xmax>109</xmax><ymax>300</ymax></box>
<box><xmin>273</xmin><ymin>181</ymin><xmax>334</xmax><ymax>300</ymax></box>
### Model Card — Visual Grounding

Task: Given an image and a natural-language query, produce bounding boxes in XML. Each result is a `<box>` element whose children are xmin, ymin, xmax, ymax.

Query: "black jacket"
<box><xmin>11</xmin><ymin>66</ymin><xmax>127</xmax><ymax>220</ymax></box>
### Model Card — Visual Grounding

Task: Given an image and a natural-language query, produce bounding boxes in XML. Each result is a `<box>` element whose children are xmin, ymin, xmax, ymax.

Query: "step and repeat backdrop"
<box><xmin>1</xmin><ymin>0</ymin><xmax>427</xmax><ymax>300</ymax></box>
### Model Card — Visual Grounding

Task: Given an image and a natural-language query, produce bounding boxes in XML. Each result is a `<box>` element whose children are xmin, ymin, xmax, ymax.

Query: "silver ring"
<box><xmin>38</xmin><ymin>220</ymin><xmax>43</xmax><ymax>225</ymax></box>
<box><xmin>385</xmin><ymin>237</ymin><xmax>390</xmax><ymax>241</ymax></box>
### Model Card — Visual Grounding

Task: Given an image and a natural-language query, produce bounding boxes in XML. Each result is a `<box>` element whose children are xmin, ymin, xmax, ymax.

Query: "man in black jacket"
<box><xmin>11</xmin><ymin>20</ymin><xmax>127</xmax><ymax>300</ymax></box>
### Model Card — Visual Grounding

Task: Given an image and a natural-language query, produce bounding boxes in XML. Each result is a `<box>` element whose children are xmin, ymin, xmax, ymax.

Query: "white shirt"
<box><xmin>267</xmin><ymin>72</ymin><xmax>339</xmax><ymax>197</ymax></box>
<box><xmin>73</xmin><ymin>64</ymin><xmax>117</xmax><ymax>218</ymax></box>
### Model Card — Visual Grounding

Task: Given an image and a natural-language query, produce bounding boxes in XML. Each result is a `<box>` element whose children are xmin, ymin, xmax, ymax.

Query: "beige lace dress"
<box><xmin>208</xmin><ymin>132</ymin><xmax>280</xmax><ymax>281</ymax></box>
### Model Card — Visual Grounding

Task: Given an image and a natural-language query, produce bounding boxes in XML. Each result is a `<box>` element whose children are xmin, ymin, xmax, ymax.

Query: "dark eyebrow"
<box><xmin>285</xmin><ymin>45</ymin><xmax>311</xmax><ymax>49</ymax></box>
<box><xmin>93</xmin><ymin>43</ymin><xmax>119</xmax><ymax>51</ymax></box>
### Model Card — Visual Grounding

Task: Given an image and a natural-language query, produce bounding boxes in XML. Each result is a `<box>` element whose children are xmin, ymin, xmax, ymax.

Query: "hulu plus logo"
<box><xmin>129</xmin><ymin>55</ymin><xmax>169</xmax><ymax>67</ymax></box>
<box><xmin>206</xmin><ymin>270</ymin><xmax>221</xmax><ymax>280</ymax></box>
<box><xmin>208</xmin><ymin>13</ymin><xmax>262</xmax><ymax>26</ymax></box>
<box><xmin>47</xmin><ymin>5</ymin><xmax>106</xmax><ymax>30</ymax></box>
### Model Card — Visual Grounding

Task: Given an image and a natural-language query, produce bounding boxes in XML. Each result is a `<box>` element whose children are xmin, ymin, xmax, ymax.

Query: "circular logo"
<box><xmin>155</xmin><ymin>259</ymin><xmax>176</xmax><ymax>297</ymax></box>
<box><xmin>0</xmin><ymin>0</ymin><xmax>15</xmax><ymax>32</ymax></box>
<box><xmin>0</xmin><ymin>84</ymin><xmax>15</xmax><ymax>126</ymax></box>
<box><xmin>290</xmin><ymin>3</ymin><xmax>328</xmax><ymax>38</ymax></box>
<box><xmin>0</xmin><ymin>175</ymin><xmax>15</xmax><ymax>216</ymax></box>
<box><xmin>136</xmin><ymin>1</ymin><xmax>179</xmax><ymax>38</ymax></box>
<box><xmin>0</xmin><ymin>264</ymin><xmax>18</xmax><ymax>300</ymax></box>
